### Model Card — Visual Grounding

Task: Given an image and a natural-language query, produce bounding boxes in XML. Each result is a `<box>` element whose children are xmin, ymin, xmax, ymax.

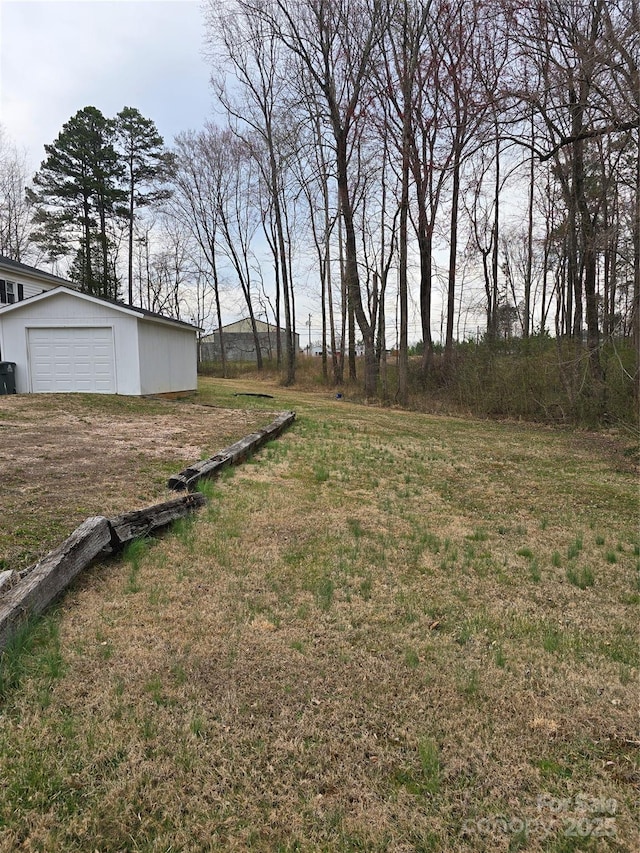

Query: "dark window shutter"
<box><xmin>17</xmin><ymin>283</ymin><xmax>24</xmax><ymax>301</ymax></box>
<box><xmin>0</xmin><ymin>280</ymin><xmax>5</xmax><ymax>303</ymax></box>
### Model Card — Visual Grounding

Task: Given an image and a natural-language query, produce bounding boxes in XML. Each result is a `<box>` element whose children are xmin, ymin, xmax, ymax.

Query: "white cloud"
<box><xmin>0</xmin><ymin>0</ymin><xmax>213</xmax><ymax>169</ymax></box>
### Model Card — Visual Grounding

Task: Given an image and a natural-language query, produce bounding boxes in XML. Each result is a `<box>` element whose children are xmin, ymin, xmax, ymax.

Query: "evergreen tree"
<box><xmin>116</xmin><ymin>107</ymin><xmax>174</xmax><ymax>305</ymax></box>
<box><xmin>27</xmin><ymin>106</ymin><xmax>125</xmax><ymax>297</ymax></box>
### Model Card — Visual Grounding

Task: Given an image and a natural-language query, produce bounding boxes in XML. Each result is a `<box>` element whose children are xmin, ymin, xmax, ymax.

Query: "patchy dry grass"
<box><xmin>0</xmin><ymin>377</ymin><xmax>638</xmax><ymax>852</ymax></box>
<box><xmin>0</xmin><ymin>392</ymin><xmax>272</xmax><ymax>568</ymax></box>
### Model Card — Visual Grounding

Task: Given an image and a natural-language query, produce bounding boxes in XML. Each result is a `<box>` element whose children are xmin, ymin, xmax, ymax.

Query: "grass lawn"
<box><xmin>1</xmin><ymin>377</ymin><xmax>638</xmax><ymax>852</ymax></box>
<box><xmin>0</xmin><ymin>391</ymin><xmax>272</xmax><ymax>568</ymax></box>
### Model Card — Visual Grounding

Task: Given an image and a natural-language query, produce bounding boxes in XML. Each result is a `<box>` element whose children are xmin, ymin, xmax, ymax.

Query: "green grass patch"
<box><xmin>566</xmin><ymin>565</ymin><xmax>595</xmax><ymax>589</ymax></box>
<box><xmin>394</xmin><ymin>737</ymin><xmax>441</xmax><ymax>797</ymax></box>
<box><xmin>0</xmin><ymin>613</ymin><xmax>65</xmax><ymax>703</ymax></box>
<box><xmin>567</xmin><ymin>536</ymin><xmax>584</xmax><ymax>560</ymax></box>
<box><xmin>0</xmin><ymin>378</ymin><xmax>637</xmax><ymax>851</ymax></box>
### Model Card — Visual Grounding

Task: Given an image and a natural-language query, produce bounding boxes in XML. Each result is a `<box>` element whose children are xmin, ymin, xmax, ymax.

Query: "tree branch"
<box><xmin>538</xmin><ymin>119</ymin><xmax>639</xmax><ymax>162</ymax></box>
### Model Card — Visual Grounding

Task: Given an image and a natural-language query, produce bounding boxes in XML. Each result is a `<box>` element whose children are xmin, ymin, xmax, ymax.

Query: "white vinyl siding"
<box><xmin>137</xmin><ymin>320</ymin><xmax>197</xmax><ymax>394</ymax></box>
<box><xmin>27</xmin><ymin>327</ymin><xmax>115</xmax><ymax>393</ymax></box>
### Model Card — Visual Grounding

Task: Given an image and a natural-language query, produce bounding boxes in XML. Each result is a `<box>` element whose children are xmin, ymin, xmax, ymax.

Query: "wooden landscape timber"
<box><xmin>0</xmin><ymin>516</ymin><xmax>112</xmax><ymax>651</ymax></box>
<box><xmin>167</xmin><ymin>409</ymin><xmax>296</xmax><ymax>491</ymax></box>
<box><xmin>108</xmin><ymin>493</ymin><xmax>206</xmax><ymax>549</ymax></box>
<box><xmin>0</xmin><ymin>570</ymin><xmax>19</xmax><ymax>593</ymax></box>
<box><xmin>0</xmin><ymin>413</ymin><xmax>295</xmax><ymax>653</ymax></box>
<box><xmin>0</xmin><ymin>495</ymin><xmax>207</xmax><ymax>652</ymax></box>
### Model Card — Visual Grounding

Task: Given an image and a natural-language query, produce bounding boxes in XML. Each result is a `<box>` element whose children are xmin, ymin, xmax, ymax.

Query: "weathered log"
<box><xmin>167</xmin><ymin>451</ymin><xmax>231</xmax><ymax>490</ymax></box>
<box><xmin>0</xmin><ymin>516</ymin><xmax>112</xmax><ymax>651</ymax></box>
<box><xmin>176</xmin><ymin>452</ymin><xmax>234</xmax><ymax>492</ymax></box>
<box><xmin>108</xmin><ymin>492</ymin><xmax>206</xmax><ymax>548</ymax></box>
<box><xmin>168</xmin><ymin>409</ymin><xmax>296</xmax><ymax>491</ymax></box>
<box><xmin>0</xmin><ymin>570</ymin><xmax>19</xmax><ymax>594</ymax></box>
<box><xmin>0</xmin><ymin>411</ymin><xmax>296</xmax><ymax>650</ymax></box>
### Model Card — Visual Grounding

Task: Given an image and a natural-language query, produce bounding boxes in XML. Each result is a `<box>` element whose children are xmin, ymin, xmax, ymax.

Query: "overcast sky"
<box><xmin>0</xmin><ymin>0</ymin><xmax>327</xmax><ymax>332</ymax></box>
<box><xmin>0</xmin><ymin>0</ymin><xmax>213</xmax><ymax>170</ymax></box>
<box><xmin>0</xmin><ymin>0</ymin><xmax>433</xmax><ymax>338</ymax></box>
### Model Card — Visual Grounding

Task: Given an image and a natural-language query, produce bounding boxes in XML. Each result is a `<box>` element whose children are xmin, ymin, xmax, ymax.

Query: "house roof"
<box><xmin>0</xmin><ymin>286</ymin><xmax>200</xmax><ymax>331</ymax></box>
<box><xmin>202</xmin><ymin>318</ymin><xmax>296</xmax><ymax>339</ymax></box>
<box><xmin>226</xmin><ymin>318</ymin><xmax>282</xmax><ymax>334</ymax></box>
<box><xmin>0</xmin><ymin>255</ymin><xmax>73</xmax><ymax>288</ymax></box>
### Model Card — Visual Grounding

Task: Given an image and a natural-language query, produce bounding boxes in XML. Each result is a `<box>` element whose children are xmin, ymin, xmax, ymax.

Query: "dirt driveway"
<box><xmin>0</xmin><ymin>393</ymin><xmax>272</xmax><ymax>569</ymax></box>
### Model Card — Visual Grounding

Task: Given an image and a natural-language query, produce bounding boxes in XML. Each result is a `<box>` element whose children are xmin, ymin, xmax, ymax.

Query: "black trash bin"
<box><xmin>0</xmin><ymin>362</ymin><xmax>16</xmax><ymax>394</ymax></box>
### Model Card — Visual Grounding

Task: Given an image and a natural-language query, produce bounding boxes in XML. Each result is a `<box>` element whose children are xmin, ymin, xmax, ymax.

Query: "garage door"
<box><xmin>28</xmin><ymin>327</ymin><xmax>116</xmax><ymax>393</ymax></box>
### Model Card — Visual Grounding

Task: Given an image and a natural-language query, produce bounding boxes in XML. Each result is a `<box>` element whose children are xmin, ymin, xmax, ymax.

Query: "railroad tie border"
<box><xmin>0</xmin><ymin>410</ymin><xmax>296</xmax><ymax>652</ymax></box>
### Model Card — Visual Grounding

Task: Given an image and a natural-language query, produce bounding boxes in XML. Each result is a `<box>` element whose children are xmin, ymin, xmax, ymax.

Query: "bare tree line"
<box><xmin>1</xmin><ymin>0</ymin><xmax>637</xmax><ymax>402</ymax></box>
<box><xmin>189</xmin><ymin>0</ymin><xmax>638</xmax><ymax>397</ymax></box>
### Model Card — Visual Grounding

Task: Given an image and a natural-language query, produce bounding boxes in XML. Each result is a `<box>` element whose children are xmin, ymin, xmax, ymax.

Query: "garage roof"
<box><xmin>0</xmin><ymin>286</ymin><xmax>200</xmax><ymax>330</ymax></box>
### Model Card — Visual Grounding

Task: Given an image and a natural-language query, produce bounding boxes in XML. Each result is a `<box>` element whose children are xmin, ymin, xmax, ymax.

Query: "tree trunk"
<box><xmin>525</xmin><ymin>118</ymin><xmax>534</xmax><ymax>338</ymax></box>
<box><xmin>248</xmin><ymin>307</ymin><xmax>263</xmax><ymax>370</ymax></box>
<box><xmin>398</xmin><ymin>105</ymin><xmax>410</xmax><ymax>405</ymax></box>
<box><xmin>491</xmin><ymin>136</ymin><xmax>500</xmax><ymax>341</ymax></box>
<box><xmin>444</xmin><ymin>148</ymin><xmax>461</xmax><ymax>368</ymax></box>
<box><xmin>634</xmin><ymin>128</ymin><xmax>640</xmax><ymax>405</ymax></box>
<box><xmin>574</xmin><ymin>129</ymin><xmax>602</xmax><ymax>378</ymax></box>
<box><xmin>83</xmin><ymin>194</ymin><xmax>93</xmax><ymax>294</ymax></box>
<box><xmin>418</xmin><ymin>217</ymin><xmax>434</xmax><ymax>373</ymax></box>
<box><xmin>335</xmin><ymin>131</ymin><xmax>376</xmax><ymax>395</ymax></box>
<box><xmin>128</xmin><ymin>163</ymin><xmax>135</xmax><ymax>305</ymax></box>
<box><xmin>268</xmin><ymin>144</ymin><xmax>295</xmax><ymax>385</ymax></box>
<box><xmin>211</xmin><ymin>240</ymin><xmax>227</xmax><ymax>378</ymax></box>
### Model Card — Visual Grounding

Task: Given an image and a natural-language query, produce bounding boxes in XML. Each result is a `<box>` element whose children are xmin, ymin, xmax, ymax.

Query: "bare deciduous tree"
<box><xmin>249</xmin><ymin>0</ymin><xmax>388</xmax><ymax>396</ymax></box>
<box><xmin>0</xmin><ymin>129</ymin><xmax>34</xmax><ymax>262</ymax></box>
<box><xmin>207</xmin><ymin>0</ymin><xmax>299</xmax><ymax>382</ymax></box>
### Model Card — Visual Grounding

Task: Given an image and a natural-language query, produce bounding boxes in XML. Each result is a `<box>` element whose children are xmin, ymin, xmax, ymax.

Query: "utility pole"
<box><xmin>307</xmin><ymin>313</ymin><xmax>312</xmax><ymax>355</ymax></box>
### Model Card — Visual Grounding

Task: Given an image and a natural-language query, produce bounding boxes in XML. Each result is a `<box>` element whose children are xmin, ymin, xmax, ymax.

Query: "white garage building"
<box><xmin>0</xmin><ymin>286</ymin><xmax>198</xmax><ymax>396</ymax></box>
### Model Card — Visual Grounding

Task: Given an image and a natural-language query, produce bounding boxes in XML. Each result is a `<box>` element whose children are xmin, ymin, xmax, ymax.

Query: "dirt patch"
<box><xmin>0</xmin><ymin>393</ymin><xmax>274</xmax><ymax>568</ymax></box>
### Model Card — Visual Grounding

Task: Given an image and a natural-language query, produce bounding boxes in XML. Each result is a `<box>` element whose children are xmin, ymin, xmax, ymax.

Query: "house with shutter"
<box><xmin>0</xmin><ymin>255</ymin><xmax>71</xmax><ymax>306</ymax></box>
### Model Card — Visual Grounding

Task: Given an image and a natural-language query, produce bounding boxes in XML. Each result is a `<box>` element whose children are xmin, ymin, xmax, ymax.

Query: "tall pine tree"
<box><xmin>27</xmin><ymin>106</ymin><xmax>125</xmax><ymax>298</ymax></box>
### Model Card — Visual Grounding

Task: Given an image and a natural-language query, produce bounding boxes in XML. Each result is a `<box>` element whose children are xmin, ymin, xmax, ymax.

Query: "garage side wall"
<box><xmin>137</xmin><ymin>320</ymin><xmax>197</xmax><ymax>395</ymax></box>
<box><xmin>0</xmin><ymin>293</ymin><xmax>142</xmax><ymax>394</ymax></box>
